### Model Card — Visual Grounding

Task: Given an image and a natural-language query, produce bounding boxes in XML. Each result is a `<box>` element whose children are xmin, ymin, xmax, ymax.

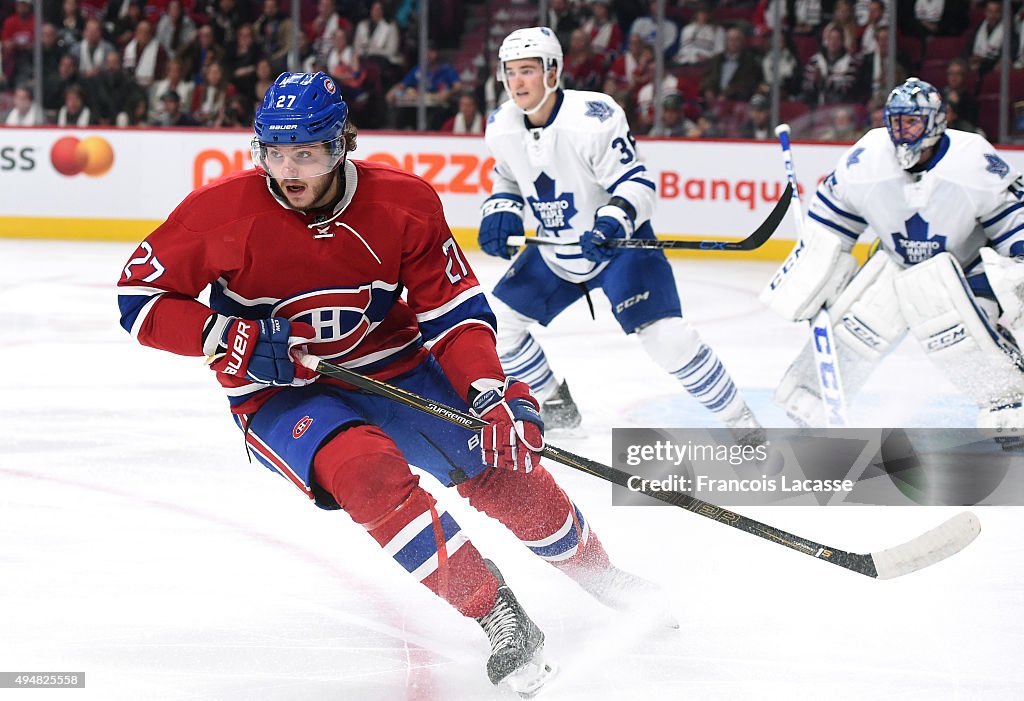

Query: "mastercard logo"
<box><xmin>50</xmin><ymin>135</ymin><xmax>115</xmax><ymax>177</ymax></box>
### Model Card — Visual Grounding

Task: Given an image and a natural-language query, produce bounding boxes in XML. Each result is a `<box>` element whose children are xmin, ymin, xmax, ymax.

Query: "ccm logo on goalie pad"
<box><xmin>925</xmin><ymin>324</ymin><xmax>967</xmax><ymax>352</ymax></box>
<box><xmin>841</xmin><ymin>314</ymin><xmax>884</xmax><ymax>349</ymax></box>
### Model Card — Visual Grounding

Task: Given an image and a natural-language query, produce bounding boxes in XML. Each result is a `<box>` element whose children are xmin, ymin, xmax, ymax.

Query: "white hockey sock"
<box><xmin>672</xmin><ymin>344</ymin><xmax>744</xmax><ymax>420</ymax></box>
<box><xmin>637</xmin><ymin>317</ymin><xmax>747</xmax><ymax>422</ymax></box>
<box><xmin>499</xmin><ymin>333</ymin><xmax>560</xmax><ymax>403</ymax></box>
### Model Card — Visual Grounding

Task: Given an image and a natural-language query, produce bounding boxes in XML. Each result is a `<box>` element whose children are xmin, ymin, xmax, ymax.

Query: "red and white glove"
<box><xmin>206</xmin><ymin>316</ymin><xmax>318</xmax><ymax>386</ymax></box>
<box><xmin>470</xmin><ymin>378</ymin><xmax>545</xmax><ymax>472</ymax></box>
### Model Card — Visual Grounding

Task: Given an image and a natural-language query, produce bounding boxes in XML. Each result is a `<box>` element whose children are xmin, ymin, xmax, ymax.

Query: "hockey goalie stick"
<box><xmin>504</xmin><ymin>183</ymin><xmax>792</xmax><ymax>252</ymax></box>
<box><xmin>775</xmin><ymin>124</ymin><xmax>849</xmax><ymax>427</ymax></box>
<box><xmin>298</xmin><ymin>353</ymin><xmax>980</xmax><ymax>580</ymax></box>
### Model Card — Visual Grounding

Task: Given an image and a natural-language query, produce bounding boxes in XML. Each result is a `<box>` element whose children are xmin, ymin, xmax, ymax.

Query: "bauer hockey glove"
<box><xmin>580</xmin><ymin>204</ymin><xmax>633</xmax><ymax>263</ymax></box>
<box><xmin>470</xmin><ymin>378</ymin><xmax>545</xmax><ymax>472</ymax></box>
<box><xmin>206</xmin><ymin>316</ymin><xmax>318</xmax><ymax>386</ymax></box>
<box><xmin>478</xmin><ymin>195</ymin><xmax>525</xmax><ymax>259</ymax></box>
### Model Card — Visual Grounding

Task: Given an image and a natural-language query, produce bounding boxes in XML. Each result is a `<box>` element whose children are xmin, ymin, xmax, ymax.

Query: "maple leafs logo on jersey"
<box><xmin>584</xmin><ymin>101</ymin><xmax>613</xmax><ymax>123</ymax></box>
<box><xmin>527</xmin><ymin>172</ymin><xmax>578</xmax><ymax>233</ymax></box>
<box><xmin>984</xmin><ymin>153</ymin><xmax>1010</xmax><ymax>178</ymax></box>
<box><xmin>846</xmin><ymin>147</ymin><xmax>864</xmax><ymax>167</ymax></box>
<box><xmin>892</xmin><ymin>214</ymin><xmax>947</xmax><ymax>265</ymax></box>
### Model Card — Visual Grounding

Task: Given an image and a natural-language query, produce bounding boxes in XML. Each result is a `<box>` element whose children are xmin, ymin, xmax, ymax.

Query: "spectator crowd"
<box><xmin>0</xmin><ymin>0</ymin><xmax>1021</xmax><ymax>141</ymax></box>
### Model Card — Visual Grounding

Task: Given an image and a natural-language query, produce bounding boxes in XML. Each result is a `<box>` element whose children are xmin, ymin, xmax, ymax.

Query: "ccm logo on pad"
<box><xmin>293</xmin><ymin>416</ymin><xmax>314</xmax><ymax>438</ymax></box>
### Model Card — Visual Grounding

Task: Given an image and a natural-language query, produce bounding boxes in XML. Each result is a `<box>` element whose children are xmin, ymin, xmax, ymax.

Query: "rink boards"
<box><xmin>3</xmin><ymin>126</ymin><xmax>1024</xmax><ymax>259</ymax></box>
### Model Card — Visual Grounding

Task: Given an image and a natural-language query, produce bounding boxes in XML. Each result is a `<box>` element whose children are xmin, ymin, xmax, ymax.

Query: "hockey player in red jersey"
<box><xmin>117</xmin><ymin>71</ymin><xmax>667</xmax><ymax>695</ymax></box>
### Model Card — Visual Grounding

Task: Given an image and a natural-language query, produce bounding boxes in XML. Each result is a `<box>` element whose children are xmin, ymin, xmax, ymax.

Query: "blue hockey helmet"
<box><xmin>251</xmin><ymin>71</ymin><xmax>349</xmax><ymax>178</ymax></box>
<box><xmin>883</xmin><ymin>77</ymin><xmax>946</xmax><ymax>170</ymax></box>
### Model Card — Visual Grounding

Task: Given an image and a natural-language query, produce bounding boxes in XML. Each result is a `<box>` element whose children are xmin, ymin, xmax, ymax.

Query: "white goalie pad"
<box><xmin>830</xmin><ymin>249</ymin><xmax>908</xmax><ymax>362</ymax></box>
<box><xmin>895</xmin><ymin>252</ymin><xmax>1024</xmax><ymax>408</ymax></box>
<box><xmin>980</xmin><ymin>246</ymin><xmax>1024</xmax><ymax>344</ymax></box>
<box><xmin>774</xmin><ymin>251</ymin><xmax>908</xmax><ymax>426</ymax></box>
<box><xmin>760</xmin><ymin>221</ymin><xmax>858</xmax><ymax>322</ymax></box>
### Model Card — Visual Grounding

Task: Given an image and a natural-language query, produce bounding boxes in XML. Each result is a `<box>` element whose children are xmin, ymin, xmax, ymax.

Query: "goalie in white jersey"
<box><xmin>762</xmin><ymin>78</ymin><xmax>1024</xmax><ymax>433</ymax></box>
<box><xmin>479</xmin><ymin>26</ymin><xmax>761</xmax><ymax>433</ymax></box>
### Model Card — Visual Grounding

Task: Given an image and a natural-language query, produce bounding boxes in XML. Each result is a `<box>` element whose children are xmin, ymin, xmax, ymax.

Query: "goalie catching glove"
<box><xmin>980</xmin><ymin>246</ymin><xmax>1024</xmax><ymax>344</ymax></box>
<box><xmin>205</xmin><ymin>315</ymin><xmax>318</xmax><ymax>386</ymax></box>
<box><xmin>470</xmin><ymin>378</ymin><xmax>545</xmax><ymax>472</ymax></box>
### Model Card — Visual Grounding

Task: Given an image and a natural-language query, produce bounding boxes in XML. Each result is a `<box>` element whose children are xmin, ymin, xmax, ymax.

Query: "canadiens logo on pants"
<box><xmin>293</xmin><ymin>416</ymin><xmax>314</xmax><ymax>438</ymax></box>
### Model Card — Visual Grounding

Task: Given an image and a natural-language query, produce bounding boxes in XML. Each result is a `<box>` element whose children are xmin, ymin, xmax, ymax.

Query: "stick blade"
<box><xmin>870</xmin><ymin>511</ymin><xmax>981</xmax><ymax>580</ymax></box>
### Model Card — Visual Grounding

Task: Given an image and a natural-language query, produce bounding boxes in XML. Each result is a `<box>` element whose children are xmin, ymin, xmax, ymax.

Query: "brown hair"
<box><xmin>343</xmin><ymin>119</ymin><xmax>358</xmax><ymax>152</ymax></box>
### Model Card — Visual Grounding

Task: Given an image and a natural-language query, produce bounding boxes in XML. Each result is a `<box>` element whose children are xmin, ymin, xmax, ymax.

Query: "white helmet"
<box><xmin>498</xmin><ymin>27</ymin><xmax>563</xmax><ymax>116</ymax></box>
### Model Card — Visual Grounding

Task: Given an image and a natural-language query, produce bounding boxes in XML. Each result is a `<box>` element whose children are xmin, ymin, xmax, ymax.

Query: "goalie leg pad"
<box><xmin>637</xmin><ymin>316</ymin><xmax>747</xmax><ymax>422</ymax></box>
<box><xmin>760</xmin><ymin>222</ymin><xmax>858</xmax><ymax>321</ymax></box>
<box><xmin>774</xmin><ymin>252</ymin><xmax>907</xmax><ymax>426</ymax></box>
<box><xmin>981</xmin><ymin>246</ymin><xmax>1024</xmax><ymax>344</ymax></box>
<box><xmin>829</xmin><ymin>249</ymin><xmax>908</xmax><ymax>362</ymax></box>
<box><xmin>895</xmin><ymin>251</ymin><xmax>1024</xmax><ymax>408</ymax></box>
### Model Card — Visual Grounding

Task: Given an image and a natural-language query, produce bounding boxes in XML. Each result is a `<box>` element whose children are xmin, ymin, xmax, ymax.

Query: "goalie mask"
<box><xmin>498</xmin><ymin>27</ymin><xmax>563</xmax><ymax>116</ymax></box>
<box><xmin>252</xmin><ymin>71</ymin><xmax>349</xmax><ymax>179</ymax></box>
<box><xmin>883</xmin><ymin>78</ymin><xmax>946</xmax><ymax>170</ymax></box>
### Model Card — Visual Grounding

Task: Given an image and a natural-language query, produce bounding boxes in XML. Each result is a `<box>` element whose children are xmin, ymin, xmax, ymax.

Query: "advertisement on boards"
<box><xmin>3</xmin><ymin>127</ymin><xmax>1024</xmax><ymax>256</ymax></box>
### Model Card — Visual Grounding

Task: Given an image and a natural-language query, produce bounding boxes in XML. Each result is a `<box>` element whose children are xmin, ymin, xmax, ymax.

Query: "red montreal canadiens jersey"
<box><xmin>117</xmin><ymin>159</ymin><xmax>501</xmax><ymax>413</ymax></box>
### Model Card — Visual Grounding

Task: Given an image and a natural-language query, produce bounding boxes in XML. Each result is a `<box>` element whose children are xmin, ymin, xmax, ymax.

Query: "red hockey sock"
<box><xmin>458</xmin><ymin>465</ymin><xmax>609</xmax><ymax>573</ymax></box>
<box><xmin>314</xmin><ymin>425</ymin><xmax>497</xmax><ymax>618</ymax></box>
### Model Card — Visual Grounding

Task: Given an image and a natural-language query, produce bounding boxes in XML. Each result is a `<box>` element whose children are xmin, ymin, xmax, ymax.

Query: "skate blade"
<box><xmin>502</xmin><ymin>653</ymin><xmax>558</xmax><ymax>698</ymax></box>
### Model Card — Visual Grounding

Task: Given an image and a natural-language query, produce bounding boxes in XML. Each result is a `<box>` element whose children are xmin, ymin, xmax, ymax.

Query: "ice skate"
<box><xmin>573</xmin><ymin>563</ymin><xmax>679</xmax><ymax>629</ymax></box>
<box><xmin>477</xmin><ymin>559</ymin><xmax>557</xmax><ymax>697</ymax></box>
<box><xmin>978</xmin><ymin>400</ymin><xmax>1024</xmax><ymax>451</ymax></box>
<box><xmin>725</xmin><ymin>405</ymin><xmax>767</xmax><ymax>448</ymax></box>
<box><xmin>540</xmin><ymin>379</ymin><xmax>582</xmax><ymax>431</ymax></box>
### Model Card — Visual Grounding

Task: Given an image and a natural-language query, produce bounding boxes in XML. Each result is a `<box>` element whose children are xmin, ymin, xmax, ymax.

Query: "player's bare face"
<box><xmin>504</xmin><ymin>59</ymin><xmax>555</xmax><ymax>114</ymax></box>
<box><xmin>265</xmin><ymin>144</ymin><xmax>340</xmax><ymax>209</ymax></box>
<box><xmin>888</xmin><ymin>114</ymin><xmax>926</xmax><ymax>144</ymax></box>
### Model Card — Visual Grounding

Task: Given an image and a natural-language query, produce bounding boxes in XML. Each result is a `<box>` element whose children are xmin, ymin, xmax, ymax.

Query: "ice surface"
<box><xmin>0</xmin><ymin>240</ymin><xmax>1019</xmax><ymax>700</ymax></box>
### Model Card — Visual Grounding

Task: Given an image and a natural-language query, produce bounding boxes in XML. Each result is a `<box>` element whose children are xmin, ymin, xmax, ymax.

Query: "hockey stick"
<box><xmin>298</xmin><ymin>353</ymin><xmax>980</xmax><ymax>580</ymax></box>
<box><xmin>505</xmin><ymin>183</ymin><xmax>792</xmax><ymax>252</ymax></box>
<box><xmin>775</xmin><ymin>124</ymin><xmax>849</xmax><ymax>427</ymax></box>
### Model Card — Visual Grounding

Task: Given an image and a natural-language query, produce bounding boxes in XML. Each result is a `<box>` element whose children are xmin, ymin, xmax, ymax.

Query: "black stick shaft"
<box><xmin>513</xmin><ymin>183</ymin><xmax>792</xmax><ymax>251</ymax></box>
<box><xmin>309</xmin><ymin>356</ymin><xmax>878</xmax><ymax>578</ymax></box>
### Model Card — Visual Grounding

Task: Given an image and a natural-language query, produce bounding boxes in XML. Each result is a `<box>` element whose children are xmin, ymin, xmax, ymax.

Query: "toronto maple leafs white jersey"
<box><xmin>485</xmin><ymin>89</ymin><xmax>657</xmax><ymax>283</ymax></box>
<box><xmin>807</xmin><ymin>128</ymin><xmax>1024</xmax><ymax>277</ymax></box>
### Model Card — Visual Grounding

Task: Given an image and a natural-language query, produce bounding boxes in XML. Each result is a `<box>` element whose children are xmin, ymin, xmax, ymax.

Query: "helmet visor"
<box><xmin>886</xmin><ymin>113</ymin><xmax>926</xmax><ymax>145</ymax></box>
<box><xmin>251</xmin><ymin>135</ymin><xmax>345</xmax><ymax>179</ymax></box>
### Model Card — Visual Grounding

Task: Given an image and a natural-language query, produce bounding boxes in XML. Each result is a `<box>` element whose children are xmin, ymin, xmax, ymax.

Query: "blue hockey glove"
<box><xmin>478</xmin><ymin>195</ymin><xmax>525</xmax><ymax>259</ymax></box>
<box><xmin>470</xmin><ymin>378</ymin><xmax>545</xmax><ymax>472</ymax></box>
<box><xmin>207</xmin><ymin>317</ymin><xmax>317</xmax><ymax>386</ymax></box>
<box><xmin>580</xmin><ymin>204</ymin><xmax>633</xmax><ymax>263</ymax></box>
